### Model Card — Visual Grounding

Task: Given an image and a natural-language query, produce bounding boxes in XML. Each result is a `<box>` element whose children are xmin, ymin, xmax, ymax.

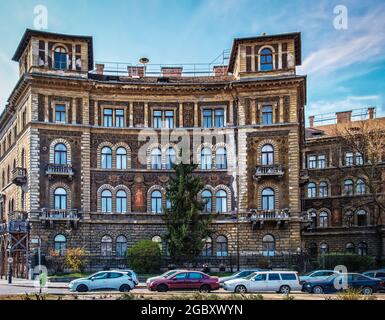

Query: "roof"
<box><xmin>228</xmin><ymin>32</ymin><xmax>302</xmax><ymax>73</ymax></box>
<box><xmin>12</xmin><ymin>29</ymin><xmax>94</xmax><ymax>70</ymax></box>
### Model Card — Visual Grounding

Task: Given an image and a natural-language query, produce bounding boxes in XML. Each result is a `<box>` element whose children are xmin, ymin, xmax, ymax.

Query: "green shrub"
<box><xmin>127</xmin><ymin>240</ymin><xmax>161</xmax><ymax>274</ymax></box>
<box><xmin>317</xmin><ymin>253</ymin><xmax>374</xmax><ymax>272</ymax></box>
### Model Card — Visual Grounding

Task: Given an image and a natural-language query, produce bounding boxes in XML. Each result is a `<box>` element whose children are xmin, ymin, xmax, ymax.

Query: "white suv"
<box><xmin>223</xmin><ymin>271</ymin><xmax>301</xmax><ymax>294</ymax></box>
<box><xmin>68</xmin><ymin>271</ymin><xmax>136</xmax><ymax>292</ymax></box>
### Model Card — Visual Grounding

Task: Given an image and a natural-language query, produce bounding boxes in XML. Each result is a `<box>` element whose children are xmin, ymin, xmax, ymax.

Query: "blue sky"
<box><xmin>0</xmin><ymin>0</ymin><xmax>384</xmax><ymax>122</ymax></box>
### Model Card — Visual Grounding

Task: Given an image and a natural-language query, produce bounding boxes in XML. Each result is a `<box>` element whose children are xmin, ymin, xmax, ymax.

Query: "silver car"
<box><xmin>68</xmin><ymin>271</ymin><xmax>136</xmax><ymax>292</ymax></box>
<box><xmin>219</xmin><ymin>269</ymin><xmax>265</xmax><ymax>284</ymax></box>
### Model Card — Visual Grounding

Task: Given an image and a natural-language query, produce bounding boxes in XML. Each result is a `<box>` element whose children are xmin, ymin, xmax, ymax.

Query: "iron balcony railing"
<box><xmin>254</xmin><ymin>165</ymin><xmax>284</xmax><ymax>180</ymax></box>
<box><xmin>40</xmin><ymin>209</ymin><xmax>80</xmax><ymax>220</ymax></box>
<box><xmin>8</xmin><ymin>220</ymin><xmax>29</xmax><ymax>233</ymax></box>
<box><xmin>250</xmin><ymin>209</ymin><xmax>290</xmax><ymax>221</ymax></box>
<box><xmin>46</xmin><ymin>164</ymin><xmax>74</xmax><ymax>177</ymax></box>
<box><xmin>0</xmin><ymin>222</ymin><xmax>7</xmax><ymax>234</ymax></box>
<box><xmin>11</xmin><ymin>167</ymin><xmax>27</xmax><ymax>186</ymax></box>
<box><xmin>8</xmin><ymin>211</ymin><xmax>28</xmax><ymax>221</ymax></box>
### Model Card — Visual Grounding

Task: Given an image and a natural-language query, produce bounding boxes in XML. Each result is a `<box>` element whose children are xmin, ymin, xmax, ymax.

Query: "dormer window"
<box><xmin>260</xmin><ymin>48</ymin><xmax>273</xmax><ymax>71</ymax></box>
<box><xmin>54</xmin><ymin>47</ymin><xmax>68</xmax><ymax>69</ymax></box>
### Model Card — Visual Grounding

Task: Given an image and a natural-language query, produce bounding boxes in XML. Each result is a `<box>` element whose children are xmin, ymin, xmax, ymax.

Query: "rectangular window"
<box><xmin>153</xmin><ymin>110</ymin><xmax>174</xmax><ymax>128</ymax></box>
<box><xmin>115</xmin><ymin>109</ymin><xmax>124</xmax><ymax>128</ymax></box>
<box><xmin>153</xmin><ymin>111</ymin><xmax>162</xmax><ymax>128</ymax></box>
<box><xmin>55</xmin><ymin>105</ymin><xmax>66</xmax><ymax>123</ymax></box>
<box><xmin>203</xmin><ymin>110</ymin><xmax>212</xmax><ymax>128</ymax></box>
<box><xmin>318</xmin><ymin>155</ymin><xmax>326</xmax><ymax>168</ymax></box>
<box><xmin>164</xmin><ymin>111</ymin><xmax>174</xmax><ymax>128</ymax></box>
<box><xmin>103</xmin><ymin>109</ymin><xmax>113</xmax><ymax>127</ymax></box>
<box><xmin>214</xmin><ymin>109</ymin><xmax>225</xmax><ymax>128</ymax></box>
<box><xmin>308</xmin><ymin>155</ymin><xmax>317</xmax><ymax>169</ymax></box>
<box><xmin>345</xmin><ymin>152</ymin><xmax>354</xmax><ymax>166</ymax></box>
<box><xmin>262</xmin><ymin>106</ymin><xmax>273</xmax><ymax>125</ymax></box>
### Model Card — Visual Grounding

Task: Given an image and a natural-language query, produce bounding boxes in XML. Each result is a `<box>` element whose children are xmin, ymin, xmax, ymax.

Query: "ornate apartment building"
<box><xmin>0</xmin><ymin>29</ymin><xmax>383</xmax><ymax>276</ymax></box>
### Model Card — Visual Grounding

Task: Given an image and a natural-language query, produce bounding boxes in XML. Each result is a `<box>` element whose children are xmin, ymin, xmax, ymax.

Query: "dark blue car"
<box><xmin>302</xmin><ymin>273</ymin><xmax>385</xmax><ymax>295</ymax></box>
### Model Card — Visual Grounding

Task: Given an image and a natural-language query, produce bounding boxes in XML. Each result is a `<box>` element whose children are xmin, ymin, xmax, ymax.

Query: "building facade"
<box><xmin>0</xmin><ymin>29</ymin><xmax>382</xmax><ymax>276</ymax></box>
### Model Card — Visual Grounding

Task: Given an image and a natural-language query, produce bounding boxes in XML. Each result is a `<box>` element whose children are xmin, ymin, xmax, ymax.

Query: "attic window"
<box><xmin>260</xmin><ymin>48</ymin><xmax>273</xmax><ymax>71</ymax></box>
<box><xmin>54</xmin><ymin>47</ymin><xmax>68</xmax><ymax>70</ymax></box>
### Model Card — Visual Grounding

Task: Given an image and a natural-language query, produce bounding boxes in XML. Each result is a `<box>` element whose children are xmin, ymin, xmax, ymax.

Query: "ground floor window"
<box><xmin>216</xmin><ymin>236</ymin><xmax>228</xmax><ymax>257</ymax></box>
<box><xmin>262</xmin><ymin>234</ymin><xmax>275</xmax><ymax>256</ymax></box>
<box><xmin>54</xmin><ymin>234</ymin><xmax>66</xmax><ymax>256</ymax></box>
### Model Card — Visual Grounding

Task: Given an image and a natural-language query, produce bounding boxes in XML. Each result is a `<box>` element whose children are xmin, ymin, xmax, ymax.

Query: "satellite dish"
<box><xmin>139</xmin><ymin>57</ymin><xmax>150</xmax><ymax>65</ymax></box>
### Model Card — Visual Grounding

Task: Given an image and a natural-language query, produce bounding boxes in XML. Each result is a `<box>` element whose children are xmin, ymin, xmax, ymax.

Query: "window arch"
<box><xmin>166</xmin><ymin>147</ymin><xmax>176</xmax><ymax>170</ymax></box>
<box><xmin>307</xmin><ymin>183</ymin><xmax>317</xmax><ymax>198</ymax></box>
<box><xmin>200</xmin><ymin>148</ymin><xmax>212</xmax><ymax>170</ymax></box>
<box><xmin>216</xmin><ymin>235</ymin><xmax>228</xmax><ymax>257</ymax></box>
<box><xmin>116</xmin><ymin>147</ymin><xmax>127</xmax><ymax>169</ymax></box>
<box><xmin>260</xmin><ymin>48</ymin><xmax>273</xmax><ymax>71</ymax></box>
<box><xmin>201</xmin><ymin>190</ymin><xmax>213</xmax><ymax>213</ymax></box>
<box><xmin>152</xmin><ymin>236</ymin><xmax>162</xmax><ymax>252</ymax></box>
<box><xmin>262</xmin><ymin>234</ymin><xmax>275</xmax><ymax>257</ymax></box>
<box><xmin>345</xmin><ymin>243</ymin><xmax>355</xmax><ymax>254</ymax></box>
<box><xmin>356</xmin><ymin>179</ymin><xmax>366</xmax><ymax>195</ymax></box>
<box><xmin>54</xmin><ymin>234</ymin><xmax>67</xmax><ymax>256</ymax></box>
<box><xmin>151</xmin><ymin>190</ymin><xmax>162</xmax><ymax>213</ymax></box>
<box><xmin>54</xmin><ymin>143</ymin><xmax>67</xmax><ymax>165</ymax></box>
<box><xmin>202</xmin><ymin>237</ymin><xmax>212</xmax><ymax>257</ymax></box>
<box><xmin>261</xmin><ymin>188</ymin><xmax>275</xmax><ymax>210</ymax></box>
<box><xmin>116</xmin><ymin>190</ymin><xmax>127</xmax><ymax>213</ymax></box>
<box><xmin>358</xmin><ymin>242</ymin><xmax>368</xmax><ymax>256</ymax></box>
<box><xmin>320</xmin><ymin>242</ymin><xmax>329</xmax><ymax>254</ymax></box>
<box><xmin>116</xmin><ymin>235</ymin><xmax>127</xmax><ymax>257</ymax></box>
<box><xmin>151</xmin><ymin>148</ymin><xmax>162</xmax><ymax>170</ymax></box>
<box><xmin>101</xmin><ymin>235</ymin><xmax>113</xmax><ymax>256</ymax></box>
<box><xmin>54</xmin><ymin>46</ymin><xmax>67</xmax><ymax>69</ymax></box>
<box><xmin>101</xmin><ymin>147</ymin><xmax>112</xmax><ymax>169</ymax></box>
<box><xmin>101</xmin><ymin>189</ymin><xmax>113</xmax><ymax>213</ymax></box>
<box><xmin>216</xmin><ymin>147</ymin><xmax>227</xmax><ymax>169</ymax></box>
<box><xmin>319</xmin><ymin>211</ymin><xmax>329</xmax><ymax>228</ymax></box>
<box><xmin>216</xmin><ymin>189</ymin><xmax>228</xmax><ymax>213</ymax></box>
<box><xmin>356</xmin><ymin>209</ymin><xmax>368</xmax><ymax>226</ymax></box>
<box><xmin>319</xmin><ymin>181</ymin><xmax>328</xmax><ymax>198</ymax></box>
<box><xmin>261</xmin><ymin>144</ymin><xmax>274</xmax><ymax>165</ymax></box>
<box><xmin>54</xmin><ymin>188</ymin><xmax>67</xmax><ymax>210</ymax></box>
<box><xmin>344</xmin><ymin>179</ymin><xmax>354</xmax><ymax>196</ymax></box>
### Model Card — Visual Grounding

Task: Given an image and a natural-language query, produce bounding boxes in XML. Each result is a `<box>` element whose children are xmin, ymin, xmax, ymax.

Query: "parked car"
<box><xmin>147</xmin><ymin>271</ymin><xmax>220</xmax><ymax>292</ymax></box>
<box><xmin>299</xmin><ymin>270</ymin><xmax>339</xmax><ymax>284</ymax></box>
<box><xmin>302</xmin><ymin>273</ymin><xmax>385</xmax><ymax>295</ymax></box>
<box><xmin>362</xmin><ymin>269</ymin><xmax>385</xmax><ymax>281</ymax></box>
<box><xmin>68</xmin><ymin>271</ymin><xmax>136</xmax><ymax>292</ymax></box>
<box><xmin>112</xmin><ymin>269</ymin><xmax>139</xmax><ymax>285</ymax></box>
<box><xmin>219</xmin><ymin>269</ymin><xmax>267</xmax><ymax>284</ymax></box>
<box><xmin>223</xmin><ymin>271</ymin><xmax>301</xmax><ymax>294</ymax></box>
<box><xmin>146</xmin><ymin>270</ymin><xmax>187</xmax><ymax>286</ymax></box>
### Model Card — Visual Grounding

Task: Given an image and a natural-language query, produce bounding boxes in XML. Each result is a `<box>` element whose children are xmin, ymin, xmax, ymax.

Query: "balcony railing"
<box><xmin>46</xmin><ymin>164</ymin><xmax>74</xmax><ymax>179</ymax></box>
<box><xmin>40</xmin><ymin>209</ymin><xmax>80</xmax><ymax>221</ymax></box>
<box><xmin>8</xmin><ymin>211</ymin><xmax>28</xmax><ymax>221</ymax></box>
<box><xmin>11</xmin><ymin>167</ymin><xmax>27</xmax><ymax>186</ymax></box>
<box><xmin>0</xmin><ymin>222</ymin><xmax>7</xmax><ymax>234</ymax></box>
<box><xmin>8</xmin><ymin>220</ymin><xmax>29</xmax><ymax>233</ymax></box>
<box><xmin>250</xmin><ymin>209</ymin><xmax>290</xmax><ymax>221</ymax></box>
<box><xmin>253</xmin><ymin>165</ymin><xmax>284</xmax><ymax>180</ymax></box>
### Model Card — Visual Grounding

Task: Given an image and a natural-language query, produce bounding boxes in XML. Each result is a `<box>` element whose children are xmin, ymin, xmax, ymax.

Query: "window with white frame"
<box><xmin>54</xmin><ymin>143</ymin><xmax>67</xmax><ymax>165</ymax></box>
<box><xmin>116</xmin><ymin>147</ymin><xmax>127</xmax><ymax>169</ymax></box>
<box><xmin>101</xmin><ymin>189</ymin><xmax>112</xmax><ymax>213</ymax></box>
<box><xmin>201</xmin><ymin>190</ymin><xmax>212</xmax><ymax>213</ymax></box>
<box><xmin>116</xmin><ymin>190</ymin><xmax>127</xmax><ymax>213</ymax></box>
<box><xmin>307</xmin><ymin>183</ymin><xmax>317</xmax><ymax>198</ymax></box>
<box><xmin>215</xmin><ymin>189</ymin><xmax>228</xmax><ymax>213</ymax></box>
<box><xmin>151</xmin><ymin>190</ymin><xmax>162</xmax><ymax>214</ymax></box>
<box><xmin>345</xmin><ymin>152</ymin><xmax>354</xmax><ymax>166</ymax></box>
<box><xmin>103</xmin><ymin>109</ymin><xmax>113</xmax><ymax>127</ymax></box>
<box><xmin>54</xmin><ymin>188</ymin><xmax>67</xmax><ymax>210</ymax></box>
<box><xmin>319</xmin><ymin>211</ymin><xmax>329</xmax><ymax>228</ymax></box>
<box><xmin>216</xmin><ymin>147</ymin><xmax>227</xmax><ymax>169</ymax></box>
<box><xmin>55</xmin><ymin>105</ymin><xmax>66</xmax><ymax>123</ymax></box>
<box><xmin>308</xmin><ymin>155</ymin><xmax>317</xmax><ymax>169</ymax></box>
<box><xmin>151</xmin><ymin>148</ymin><xmax>162</xmax><ymax>170</ymax></box>
<box><xmin>319</xmin><ymin>181</ymin><xmax>328</xmax><ymax>198</ymax></box>
<box><xmin>200</xmin><ymin>148</ymin><xmax>212</xmax><ymax>170</ymax></box>
<box><xmin>261</xmin><ymin>144</ymin><xmax>274</xmax><ymax>165</ymax></box>
<box><xmin>261</xmin><ymin>188</ymin><xmax>275</xmax><ymax>210</ymax></box>
<box><xmin>101</xmin><ymin>147</ymin><xmax>112</xmax><ymax>169</ymax></box>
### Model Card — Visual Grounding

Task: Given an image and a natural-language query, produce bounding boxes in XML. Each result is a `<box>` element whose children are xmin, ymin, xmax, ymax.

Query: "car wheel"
<box><xmin>312</xmin><ymin>286</ymin><xmax>324</xmax><ymax>294</ymax></box>
<box><xmin>362</xmin><ymin>286</ymin><xmax>373</xmax><ymax>295</ymax></box>
<box><xmin>235</xmin><ymin>285</ymin><xmax>247</xmax><ymax>294</ymax></box>
<box><xmin>76</xmin><ymin>284</ymin><xmax>88</xmax><ymax>293</ymax></box>
<box><xmin>279</xmin><ymin>285</ymin><xmax>291</xmax><ymax>294</ymax></box>
<box><xmin>157</xmin><ymin>284</ymin><xmax>168</xmax><ymax>292</ymax></box>
<box><xmin>119</xmin><ymin>284</ymin><xmax>131</xmax><ymax>292</ymax></box>
<box><xmin>199</xmin><ymin>285</ymin><xmax>211</xmax><ymax>293</ymax></box>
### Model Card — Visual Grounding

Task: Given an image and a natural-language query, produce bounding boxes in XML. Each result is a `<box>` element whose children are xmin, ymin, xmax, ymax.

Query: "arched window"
<box><xmin>101</xmin><ymin>190</ymin><xmax>112</xmax><ymax>213</ymax></box>
<box><xmin>101</xmin><ymin>236</ymin><xmax>113</xmax><ymax>256</ymax></box>
<box><xmin>345</xmin><ymin>243</ymin><xmax>355</xmax><ymax>254</ymax></box>
<box><xmin>166</xmin><ymin>147</ymin><xmax>176</xmax><ymax>170</ymax></box>
<box><xmin>216</xmin><ymin>147</ymin><xmax>227</xmax><ymax>169</ymax></box>
<box><xmin>358</xmin><ymin>242</ymin><xmax>368</xmax><ymax>256</ymax></box>
<box><xmin>202</xmin><ymin>237</ymin><xmax>212</xmax><ymax>257</ymax></box>
<box><xmin>319</xmin><ymin>182</ymin><xmax>328</xmax><ymax>198</ymax></box>
<box><xmin>261</xmin><ymin>144</ymin><xmax>274</xmax><ymax>165</ymax></box>
<box><xmin>152</xmin><ymin>236</ymin><xmax>162</xmax><ymax>252</ymax></box>
<box><xmin>356</xmin><ymin>209</ymin><xmax>368</xmax><ymax>226</ymax></box>
<box><xmin>54</xmin><ymin>46</ymin><xmax>67</xmax><ymax>69</ymax></box>
<box><xmin>216</xmin><ymin>236</ymin><xmax>228</xmax><ymax>257</ymax></box>
<box><xmin>54</xmin><ymin>188</ymin><xmax>67</xmax><ymax>210</ymax></box>
<box><xmin>151</xmin><ymin>190</ymin><xmax>162</xmax><ymax>214</ymax></box>
<box><xmin>308</xmin><ymin>210</ymin><xmax>317</xmax><ymax>229</ymax></box>
<box><xmin>101</xmin><ymin>147</ymin><xmax>112</xmax><ymax>169</ymax></box>
<box><xmin>344</xmin><ymin>179</ymin><xmax>354</xmax><ymax>196</ymax></box>
<box><xmin>261</xmin><ymin>188</ymin><xmax>275</xmax><ymax>210</ymax></box>
<box><xmin>320</xmin><ymin>243</ymin><xmax>329</xmax><ymax>254</ymax></box>
<box><xmin>116</xmin><ymin>147</ymin><xmax>127</xmax><ymax>170</ymax></box>
<box><xmin>116</xmin><ymin>235</ymin><xmax>127</xmax><ymax>257</ymax></box>
<box><xmin>200</xmin><ymin>148</ymin><xmax>212</xmax><ymax>170</ymax></box>
<box><xmin>319</xmin><ymin>211</ymin><xmax>329</xmax><ymax>228</ymax></box>
<box><xmin>308</xmin><ymin>243</ymin><xmax>318</xmax><ymax>257</ymax></box>
<box><xmin>151</xmin><ymin>148</ymin><xmax>162</xmax><ymax>170</ymax></box>
<box><xmin>216</xmin><ymin>190</ymin><xmax>228</xmax><ymax>213</ymax></box>
<box><xmin>201</xmin><ymin>190</ymin><xmax>212</xmax><ymax>213</ymax></box>
<box><xmin>307</xmin><ymin>183</ymin><xmax>317</xmax><ymax>198</ymax></box>
<box><xmin>116</xmin><ymin>190</ymin><xmax>127</xmax><ymax>213</ymax></box>
<box><xmin>262</xmin><ymin>234</ymin><xmax>275</xmax><ymax>257</ymax></box>
<box><xmin>54</xmin><ymin>143</ymin><xmax>67</xmax><ymax>165</ymax></box>
<box><xmin>356</xmin><ymin>179</ymin><xmax>366</xmax><ymax>195</ymax></box>
<box><xmin>260</xmin><ymin>48</ymin><xmax>273</xmax><ymax>71</ymax></box>
<box><xmin>54</xmin><ymin>234</ymin><xmax>67</xmax><ymax>256</ymax></box>
<box><xmin>344</xmin><ymin>210</ymin><xmax>354</xmax><ymax>227</ymax></box>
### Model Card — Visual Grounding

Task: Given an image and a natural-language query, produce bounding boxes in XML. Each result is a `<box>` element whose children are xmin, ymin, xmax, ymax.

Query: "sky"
<box><xmin>0</xmin><ymin>0</ymin><xmax>384</xmax><ymax>123</ymax></box>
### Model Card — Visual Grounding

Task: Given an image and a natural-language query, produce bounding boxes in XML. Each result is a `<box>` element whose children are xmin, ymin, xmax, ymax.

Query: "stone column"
<box><xmin>44</xmin><ymin>96</ymin><xmax>49</xmax><ymax>122</ymax></box>
<box><xmin>28</xmin><ymin>127</ymin><xmax>40</xmax><ymax>211</ymax></box>
<box><xmin>279</xmin><ymin>97</ymin><xmax>284</xmax><ymax>123</ymax></box>
<box><xmin>228</xmin><ymin>100</ymin><xmax>234</xmax><ymax>126</ymax></box>
<box><xmin>81</xmin><ymin>129</ymin><xmax>91</xmax><ymax>216</ymax></box>
<box><xmin>144</xmin><ymin>102</ymin><xmax>148</xmax><ymax>127</ymax></box>
<box><xmin>179</xmin><ymin>103</ymin><xmax>183</xmax><ymax>127</ymax></box>
<box><xmin>72</xmin><ymin>98</ymin><xmax>76</xmax><ymax>124</ymax></box>
<box><xmin>251</xmin><ymin>100</ymin><xmax>256</xmax><ymax>125</ymax></box>
<box><xmin>194</xmin><ymin>102</ymin><xmax>199</xmax><ymax>127</ymax></box>
<box><xmin>94</xmin><ymin>100</ymin><xmax>98</xmax><ymax>126</ymax></box>
<box><xmin>129</xmin><ymin>102</ymin><xmax>134</xmax><ymax>127</ymax></box>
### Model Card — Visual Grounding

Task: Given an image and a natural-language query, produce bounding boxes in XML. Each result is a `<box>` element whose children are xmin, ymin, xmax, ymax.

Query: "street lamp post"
<box><xmin>7</xmin><ymin>243</ymin><xmax>12</xmax><ymax>284</ymax></box>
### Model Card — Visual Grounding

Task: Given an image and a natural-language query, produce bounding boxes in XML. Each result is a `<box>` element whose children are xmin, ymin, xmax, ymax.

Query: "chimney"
<box><xmin>336</xmin><ymin>110</ymin><xmax>352</xmax><ymax>124</ymax></box>
<box><xmin>128</xmin><ymin>66</ymin><xmax>145</xmax><ymax>78</ymax></box>
<box><xmin>368</xmin><ymin>107</ymin><xmax>375</xmax><ymax>119</ymax></box>
<box><xmin>161</xmin><ymin>67</ymin><xmax>183</xmax><ymax>77</ymax></box>
<box><xmin>95</xmin><ymin>64</ymin><xmax>104</xmax><ymax>75</ymax></box>
<box><xmin>213</xmin><ymin>66</ymin><xmax>228</xmax><ymax>77</ymax></box>
<box><xmin>309</xmin><ymin>116</ymin><xmax>315</xmax><ymax>128</ymax></box>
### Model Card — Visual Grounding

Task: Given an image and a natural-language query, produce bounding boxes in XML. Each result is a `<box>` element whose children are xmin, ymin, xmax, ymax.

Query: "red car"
<box><xmin>147</xmin><ymin>271</ymin><xmax>220</xmax><ymax>292</ymax></box>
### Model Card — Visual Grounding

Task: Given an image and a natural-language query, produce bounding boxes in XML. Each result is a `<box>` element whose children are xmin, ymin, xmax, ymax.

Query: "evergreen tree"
<box><xmin>163</xmin><ymin>161</ymin><xmax>211</xmax><ymax>262</ymax></box>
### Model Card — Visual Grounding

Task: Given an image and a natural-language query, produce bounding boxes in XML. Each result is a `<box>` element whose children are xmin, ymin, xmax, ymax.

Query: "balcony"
<box><xmin>8</xmin><ymin>211</ymin><xmax>28</xmax><ymax>221</ymax></box>
<box><xmin>46</xmin><ymin>164</ymin><xmax>74</xmax><ymax>180</ymax></box>
<box><xmin>11</xmin><ymin>167</ymin><xmax>27</xmax><ymax>186</ymax></box>
<box><xmin>253</xmin><ymin>165</ymin><xmax>284</xmax><ymax>181</ymax></box>
<box><xmin>0</xmin><ymin>222</ymin><xmax>7</xmax><ymax>235</ymax></box>
<box><xmin>249</xmin><ymin>209</ymin><xmax>290</xmax><ymax>229</ymax></box>
<box><xmin>40</xmin><ymin>209</ymin><xmax>80</xmax><ymax>221</ymax></box>
<box><xmin>8</xmin><ymin>220</ymin><xmax>29</xmax><ymax>233</ymax></box>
